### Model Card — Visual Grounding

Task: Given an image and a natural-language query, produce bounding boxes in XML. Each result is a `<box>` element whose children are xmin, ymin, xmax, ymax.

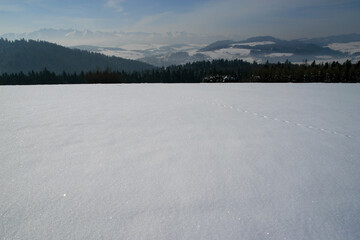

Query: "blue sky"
<box><xmin>1</xmin><ymin>0</ymin><xmax>360</xmax><ymax>39</ymax></box>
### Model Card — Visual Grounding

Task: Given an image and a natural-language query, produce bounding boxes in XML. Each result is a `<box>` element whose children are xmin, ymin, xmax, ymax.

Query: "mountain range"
<box><xmin>71</xmin><ymin>34</ymin><xmax>360</xmax><ymax>67</ymax></box>
<box><xmin>0</xmin><ymin>29</ymin><xmax>216</xmax><ymax>46</ymax></box>
<box><xmin>1</xmin><ymin>29</ymin><xmax>360</xmax><ymax>69</ymax></box>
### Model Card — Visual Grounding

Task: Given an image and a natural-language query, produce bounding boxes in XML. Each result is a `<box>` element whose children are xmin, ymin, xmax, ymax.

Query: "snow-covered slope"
<box><xmin>76</xmin><ymin>39</ymin><xmax>357</xmax><ymax>67</ymax></box>
<box><xmin>327</xmin><ymin>41</ymin><xmax>360</xmax><ymax>55</ymax></box>
<box><xmin>1</xmin><ymin>84</ymin><xmax>360</xmax><ymax>240</ymax></box>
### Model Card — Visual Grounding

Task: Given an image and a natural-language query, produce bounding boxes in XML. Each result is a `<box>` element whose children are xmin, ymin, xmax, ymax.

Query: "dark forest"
<box><xmin>1</xmin><ymin>59</ymin><xmax>359</xmax><ymax>85</ymax></box>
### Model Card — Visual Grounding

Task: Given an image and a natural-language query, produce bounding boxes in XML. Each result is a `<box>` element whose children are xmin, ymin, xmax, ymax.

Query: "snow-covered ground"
<box><xmin>1</xmin><ymin>84</ymin><xmax>360</xmax><ymax>240</ymax></box>
<box><xmin>265</xmin><ymin>53</ymin><xmax>294</xmax><ymax>58</ymax></box>
<box><xmin>327</xmin><ymin>41</ymin><xmax>360</xmax><ymax>55</ymax></box>
<box><xmin>202</xmin><ymin>48</ymin><xmax>252</xmax><ymax>61</ymax></box>
<box><xmin>98</xmin><ymin>49</ymin><xmax>146</xmax><ymax>60</ymax></box>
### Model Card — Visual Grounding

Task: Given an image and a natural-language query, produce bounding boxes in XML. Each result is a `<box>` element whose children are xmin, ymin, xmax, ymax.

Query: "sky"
<box><xmin>1</xmin><ymin>0</ymin><xmax>360</xmax><ymax>41</ymax></box>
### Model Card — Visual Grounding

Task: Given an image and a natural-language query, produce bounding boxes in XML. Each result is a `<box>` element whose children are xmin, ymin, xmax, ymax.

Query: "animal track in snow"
<box><xmin>190</xmin><ymin>97</ymin><xmax>354</xmax><ymax>139</ymax></box>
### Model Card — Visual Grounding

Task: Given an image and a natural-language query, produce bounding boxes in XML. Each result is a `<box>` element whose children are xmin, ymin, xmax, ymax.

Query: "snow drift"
<box><xmin>1</xmin><ymin>83</ymin><xmax>359</xmax><ymax>240</ymax></box>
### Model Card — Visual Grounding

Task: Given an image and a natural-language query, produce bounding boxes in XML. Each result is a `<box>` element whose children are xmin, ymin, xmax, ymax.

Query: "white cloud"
<box><xmin>127</xmin><ymin>0</ymin><xmax>267</xmax><ymax>35</ymax></box>
<box><xmin>105</xmin><ymin>0</ymin><xmax>124</xmax><ymax>12</ymax></box>
<box><xmin>126</xmin><ymin>0</ymin><xmax>360</xmax><ymax>40</ymax></box>
<box><xmin>130</xmin><ymin>12</ymin><xmax>173</xmax><ymax>31</ymax></box>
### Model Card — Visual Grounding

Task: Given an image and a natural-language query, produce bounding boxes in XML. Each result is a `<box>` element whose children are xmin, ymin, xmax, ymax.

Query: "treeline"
<box><xmin>250</xmin><ymin>60</ymin><xmax>360</xmax><ymax>83</ymax></box>
<box><xmin>1</xmin><ymin>59</ymin><xmax>360</xmax><ymax>85</ymax></box>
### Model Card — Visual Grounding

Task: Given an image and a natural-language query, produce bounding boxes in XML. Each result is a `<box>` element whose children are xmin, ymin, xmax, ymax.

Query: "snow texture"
<box><xmin>1</xmin><ymin>84</ymin><xmax>360</xmax><ymax>240</ymax></box>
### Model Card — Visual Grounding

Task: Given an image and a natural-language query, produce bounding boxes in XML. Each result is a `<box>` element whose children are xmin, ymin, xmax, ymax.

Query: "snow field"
<box><xmin>1</xmin><ymin>83</ymin><xmax>360</xmax><ymax>240</ymax></box>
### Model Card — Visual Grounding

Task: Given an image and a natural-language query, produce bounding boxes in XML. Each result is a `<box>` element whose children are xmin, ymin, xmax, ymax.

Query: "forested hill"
<box><xmin>0</xmin><ymin>39</ymin><xmax>154</xmax><ymax>74</ymax></box>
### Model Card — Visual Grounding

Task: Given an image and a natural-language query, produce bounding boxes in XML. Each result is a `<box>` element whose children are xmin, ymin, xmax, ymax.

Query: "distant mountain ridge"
<box><xmin>0</xmin><ymin>39</ymin><xmax>154</xmax><ymax>74</ymax></box>
<box><xmin>72</xmin><ymin>33</ymin><xmax>360</xmax><ymax>66</ymax></box>
<box><xmin>199</xmin><ymin>36</ymin><xmax>341</xmax><ymax>54</ymax></box>
<box><xmin>1</xmin><ymin>30</ymin><xmax>359</xmax><ymax>68</ymax></box>
<box><xmin>199</xmin><ymin>40</ymin><xmax>236</xmax><ymax>52</ymax></box>
<box><xmin>202</xmin><ymin>35</ymin><xmax>360</xmax><ymax>64</ymax></box>
<box><xmin>0</xmin><ymin>28</ymin><xmax>216</xmax><ymax>46</ymax></box>
<box><xmin>299</xmin><ymin>33</ymin><xmax>360</xmax><ymax>46</ymax></box>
